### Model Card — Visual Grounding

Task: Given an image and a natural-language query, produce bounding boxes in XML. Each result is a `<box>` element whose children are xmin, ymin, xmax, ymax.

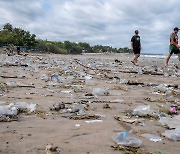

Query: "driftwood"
<box><xmin>127</xmin><ymin>80</ymin><xmax>144</xmax><ymax>85</ymax></box>
<box><xmin>74</xmin><ymin>59</ymin><xmax>111</xmax><ymax>72</ymax></box>
<box><xmin>3</xmin><ymin>63</ymin><xmax>28</xmax><ymax>67</ymax></box>
<box><xmin>75</xmin><ymin>59</ymin><xmax>164</xmax><ymax>76</ymax></box>
<box><xmin>0</xmin><ymin>75</ymin><xmax>26</xmax><ymax>79</ymax></box>
<box><xmin>1</xmin><ymin>75</ymin><xmax>18</xmax><ymax>78</ymax></box>
<box><xmin>18</xmin><ymin>85</ymin><xmax>35</xmax><ymax>88</ymax></box>
<box><xmin>118</xmin><ymin>70</ymin><xmax>164</xmax><ymax>76</ymax></box>
<box><xmin>69</xmin><ymin>114</ymin><xmax>100</xmax><ymax>120</ymax></box>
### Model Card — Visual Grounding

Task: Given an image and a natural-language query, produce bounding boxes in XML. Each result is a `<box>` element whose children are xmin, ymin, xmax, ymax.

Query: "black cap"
<box><xmin>174</xmin><ymin>27</ymin><xmax>180</xmax><ymax>31</ymax></box>
<box><xmin>135</xmin><ymin>30</ymin><xmax>139</xmax><ymax>34</ymax></box>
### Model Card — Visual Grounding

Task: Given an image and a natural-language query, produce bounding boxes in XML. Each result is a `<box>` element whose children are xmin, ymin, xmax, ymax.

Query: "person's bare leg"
<box><xmin>178</xmin><ymin>53</ymin><xmax>180</xmax><ymax>61</ymax></box>
<box><xmin>134</xmin><ymin>54</ymin><xmax>140</xmax><ymax>63</ymax></box>
<box><xmin>131</xmin><ymin>55</ymin><xmax>136</xmax><ymax>63</ymax></box>
<box><xmin>165</xmin><ymin>53</ymin><xmax>172</xmax><ymax>66</ymax></box>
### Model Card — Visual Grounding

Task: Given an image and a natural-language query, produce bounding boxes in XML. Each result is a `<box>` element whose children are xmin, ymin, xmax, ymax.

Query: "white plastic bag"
<box><xmin>112</xmin><ymin>131</ymin><xmax>142</xmax><ymax>148</ymax></box>
<box><xmin>132</xmin><ymin>105</ymin><xmax>150</xmax><ymax>116</ymax></box>
<box><xmin>162</xmin><ymin>127</ymin><xmax>180</xmax><ymax>141</ymax></box>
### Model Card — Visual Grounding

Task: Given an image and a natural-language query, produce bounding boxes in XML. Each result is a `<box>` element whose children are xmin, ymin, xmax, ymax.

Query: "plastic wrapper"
<box><xmin>112</xmin><ymin>131</ymin><xmax>142</xmax><ymax>148</ymax></box>
<box><xmin>162</xmin><ymin>127</ymin><xmax>180</xmax><ymax>141</ymax></box>
<box><xmin>93</xmin><ymin>88</ymin><xmax>109</xmax><ymax>96</ymax></box>
<box><xmin>141</xmin><ymin>133</ymin><xmax>162</xmax><ymax>142</ymax></box>
<box><xmin>132</xmin><ymin>105</ymin><xmax>150</xmax><ymax>116</ymax></box>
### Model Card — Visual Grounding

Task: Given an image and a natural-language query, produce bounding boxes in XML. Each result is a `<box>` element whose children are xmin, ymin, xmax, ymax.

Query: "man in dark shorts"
<box><xmin>17</xmin><ymin>46</ymin><xmax>20</xmax><ymax>55</ymax></box>
<box><xmin>165</xmin><ymin>27</ymin><xmax>180</xmax><ymax>66</ymax></box>
<box><xmin>131</xmin><ymin>30</ymin><xmax>141</xmax><ymax>65</ymax></box>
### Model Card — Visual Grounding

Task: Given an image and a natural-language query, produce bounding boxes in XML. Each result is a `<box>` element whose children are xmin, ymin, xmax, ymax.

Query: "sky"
<box><xmin>0</xmin><ymin>0</ymin><xmax>180</xmax><ymax>54</ymax></box>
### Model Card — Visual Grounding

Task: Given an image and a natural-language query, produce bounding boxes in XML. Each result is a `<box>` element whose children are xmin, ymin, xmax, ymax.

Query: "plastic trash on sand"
<box><xmin>93</xmin><ymin>88</ymin><xmax>109</xmax><ymax>96</ymax></box>
<box><xmin>41</xmin><ymin>74</ymin><xmax>48</xmax><ymax>81</ymax></box>
<box><xmin>50</xmin><ymin>74</ymin><xmax>60</xmax><ymax>82</ymax></box>
<box><xmin>85</xmin><ymin>75</ymin><xmax>93</xmax><ymax>84</ymax></box>
<box><xmin>159</xmin><ymin>114</ymin><xmax>180</xmax><ymax>129</ymax></box>
<box><xmin>141</xmin><ymin>133</ymin><xmax>162</xmax><ymax>142</ymax></box>
<box><xmin>67</xmin><ymin>103</ymin><xmax>87</xmax><ymax>113</ymax></box>
<box><xmin>0</xmin><ymin>105</ymin><xmax>18</xmax><ymax>116</ymax></box>
<box><xmin>6</xmin><ymin>81</ymin><xmax>18</xmax><ymax>88</ymax></box>
<box><xmin>85</xmin><ymin>120</ymin><xmax>103</xmax><ymax>123</ymax></box>
<box><xmin>153</xmin><ymin>84</ymin><xmax>170</xmax><ymax>94</ymax></box>
<box><xmin>112</xmin><ymin>131</ymin><xmax>142</xmax><ymax>148</ymax></box>
<box><xmin>170</xmin><ymin>107</ymin><xmax>177</xmax><ymax>114</ymax></box>
<box><xmin>11</xmin><ymin>102</ymin><xmax>37</xmax><ymax>113</ymax></box>
<box><xmin>132</xmin><ymin>105</ymin><xmax>150</xmax><ymax>116</ymax></box>
<box><xmin>162</xmin><ymin>127</ymin><xmax>180</xmax><ymax>141</ymax></box>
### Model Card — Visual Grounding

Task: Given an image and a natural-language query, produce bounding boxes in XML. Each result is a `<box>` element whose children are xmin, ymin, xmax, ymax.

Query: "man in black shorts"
<box><xmin>165</xmin><ymin>27</ymin><xmax>180</xmax><ymax>66</ymax></box>
<box><xmin>131</xmin><ymin>30</ymin><xmax>141</xmax><ymax>65</ymax></box>
<box><xmin>17</xmin><ymin>46</ymin><xmax>20</xmax><ymax>55</ymax></box>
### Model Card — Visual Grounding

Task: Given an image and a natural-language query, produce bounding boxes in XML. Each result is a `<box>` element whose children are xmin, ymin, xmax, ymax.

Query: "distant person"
<box><xmin>130</xmin><ymin>30</ymin><xmax>141</xmax><ymax>65</ymax></box>
<box><xmin>17</xmin><ymin>46</ymin><xmax>20</xmax><ymax>55</ymax></box>
<box><xmin>9</xmin><ymin>45</ymin><xmax>14</xmax><ymax>54</ymax></box>
<box><xmin>165</xmin><ymin>27</ymin><xmax>180</xmax><ymax>66</ymax></box>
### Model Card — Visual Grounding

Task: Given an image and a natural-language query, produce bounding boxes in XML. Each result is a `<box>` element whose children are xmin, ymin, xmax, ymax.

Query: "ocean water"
<box><xmin>141</xmin><ymin>54</ymin><xmax>177</xmax><ymax>59</ymax></box>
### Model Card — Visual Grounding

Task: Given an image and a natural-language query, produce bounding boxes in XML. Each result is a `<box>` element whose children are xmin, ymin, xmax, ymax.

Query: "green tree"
<box><xmin>3</xmin><ymin>23</ymin><xmax>13</xmax><ymax>31</ymax></box>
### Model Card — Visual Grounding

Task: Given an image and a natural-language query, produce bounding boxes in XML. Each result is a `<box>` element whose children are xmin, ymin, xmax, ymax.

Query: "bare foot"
<box><xmin>131</xmin><ymin>60</ymin><xmax>135</xmax><ymax>65</ymax></box>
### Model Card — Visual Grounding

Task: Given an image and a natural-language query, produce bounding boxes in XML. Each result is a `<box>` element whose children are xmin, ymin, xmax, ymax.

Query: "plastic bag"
<box><xmin>132</xmin><ymin>105</ymin><xmax>150</xmax><ymax>116</ymax></box>
<box><xmin>0</xmin><ymin>105</ymin><xmax>18</xmax><ymax>116</ymax></box>
<box><xmin>50</xmin><ymin>74</ymin><xmax>60</xmax><ymax>82</ymax></box>
<box><xmin>93</xmin><ymin>88</ymin><xmax>109</xmax><ymax>96</ymax></box>
<box><xmin>159</xmin><ymin>114</ymin><xmax>180</xmax><ymax>129</ymax></box>
<box><xmin>6</xmin><ymin>81</ymin><xmax>18</xmax><ymax>88</ymax></box>
<box><xmin>85</xmin><ymin>75</ymin><xmax>93</xmax><ymax>84</ymax></box>
<box><xmin>11</xmin><ymin>102</ymin><xmax>37</xmax><ymax>113</ymax></box>
<box><xmin>71</xmin><ymin>103</ymin><xmax>86</xmax><ymax>113</ymax></box>
<box><xmin>162</xmin><ymin>127</ymin><xmax>180</xmax><ymax>141</ymax></box>
<box><xmin>41</xmin><ymin>74</ymin><xmax>48</xmax><ymax>81</ymax></box>
<box><xmin>112</xmin><ymin>131</ymin><xmax>142</xmax><ymax>148</ymax></box>
<box><xmin>153</xmin><ymin>84</ymin><xmax>169</xmax><ymax>94</ymax></box>
<box><xmin>141</xmin><ymin>133</ymin><xmax>162</xmax><ymax>142</ymax></box>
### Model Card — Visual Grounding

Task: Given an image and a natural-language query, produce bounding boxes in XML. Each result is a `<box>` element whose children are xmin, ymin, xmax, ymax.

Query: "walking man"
<box><xmin>166</xmin><ymin>27</ymin><xmax>180</xmax><ymax>66</ymax></box>
<box><xmin>131</xmin><ymin>30</ymin><xmax>141</xmax><ymax>65</ymax></box>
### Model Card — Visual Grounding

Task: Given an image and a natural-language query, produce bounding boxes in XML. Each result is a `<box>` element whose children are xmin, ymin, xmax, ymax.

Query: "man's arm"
<box><xmin>130</xmin><ymin>36</ymin><xmax>134</xmax><ymax>50</ymax></box>
<box><xmin>131</xmin><ymin>42</ymin><xmax>133</xmax><ymax>50</ymax></box>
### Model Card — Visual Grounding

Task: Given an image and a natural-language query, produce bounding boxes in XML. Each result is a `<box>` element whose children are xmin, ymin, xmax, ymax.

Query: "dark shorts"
<box><xmin>169</xmin><ymin>45</ymin><xmax>180</xmax><ymax>54</ymax></box>
<box><xmin>133</xmin><ymin>48</ymin><xmax>140</xmax><ymax>54</ymax></box>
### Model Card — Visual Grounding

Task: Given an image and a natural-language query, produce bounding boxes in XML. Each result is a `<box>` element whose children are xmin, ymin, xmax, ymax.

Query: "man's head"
<box><xmin>174</xmin><ymin>27</ymin><xmax>179</xmax><ymax>34</ymax></box>
<box><xmin>135</xmin><ymin>30</ymin><xmax>139</xmax><ymax>35</ymax></box>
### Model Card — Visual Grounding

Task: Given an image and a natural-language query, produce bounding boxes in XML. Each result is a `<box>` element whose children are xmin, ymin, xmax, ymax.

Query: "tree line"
<box><xmin>0</xmin><ymin>23</ymin><xmax>131</xmax><ymax>54</ymax></box>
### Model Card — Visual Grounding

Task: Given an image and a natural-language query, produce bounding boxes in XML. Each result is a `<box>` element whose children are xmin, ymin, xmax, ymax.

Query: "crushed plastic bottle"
<box><xmin>132</xmin><ymin>105</ymin><xmax>150</xmax><ymax>116</ymax></box>
<box><xmin>112</xmin><ymin>131</ymin><xmax>142</xmax><ymax>148</ymax></box>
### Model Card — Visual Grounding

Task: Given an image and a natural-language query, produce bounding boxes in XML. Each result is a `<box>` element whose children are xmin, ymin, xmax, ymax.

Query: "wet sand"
<box><xmin>0</xmin><ymin>53</ymin><xmax>180</xmax><ymax>154</ymax></box>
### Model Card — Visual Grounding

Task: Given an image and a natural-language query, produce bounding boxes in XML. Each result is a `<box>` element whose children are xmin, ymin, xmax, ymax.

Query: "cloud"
<box><xmin>0</xmin><ymin>0</ymin><xmax>180</xmax><ymax>54</ymax></box>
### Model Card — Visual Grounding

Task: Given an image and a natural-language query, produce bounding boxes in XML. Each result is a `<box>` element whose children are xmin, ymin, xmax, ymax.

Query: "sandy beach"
<box><xmin>0</xmin><ymin>52</ymin><xmax>180</xmax><ymax>154</ymax></box>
